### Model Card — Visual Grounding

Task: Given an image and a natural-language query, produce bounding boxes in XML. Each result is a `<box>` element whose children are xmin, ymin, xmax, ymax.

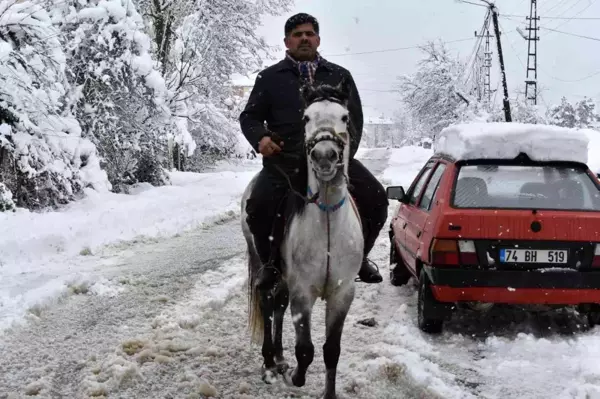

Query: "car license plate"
<box><xmin>499</xmin><ymin>249</ymin><xmax>568</xmax><ymax>264</ymax></box>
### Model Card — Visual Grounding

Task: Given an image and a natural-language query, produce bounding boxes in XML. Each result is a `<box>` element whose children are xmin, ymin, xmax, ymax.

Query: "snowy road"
<box><xmin>2</xmin><ymin>148</ymin><xmax>600</xmax><ymax>398</ymax></box>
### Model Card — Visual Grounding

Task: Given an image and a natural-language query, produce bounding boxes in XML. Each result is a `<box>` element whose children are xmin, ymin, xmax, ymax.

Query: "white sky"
<box><xmin>256</xmin><ymin>0</ymin><xmax>600</xmax><ymax>120</ymax></box>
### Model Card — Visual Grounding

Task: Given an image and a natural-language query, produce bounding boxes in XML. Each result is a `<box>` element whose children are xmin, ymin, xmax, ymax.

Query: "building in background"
<box><xmin>363</xmin><ymin>115</ymin><xmax>407</xmax><ymax>148</ymax></box>
<box><xmin>229</xmin><ymin>72</ymin><xmax>259</xmax><ymax>99</ymax></box>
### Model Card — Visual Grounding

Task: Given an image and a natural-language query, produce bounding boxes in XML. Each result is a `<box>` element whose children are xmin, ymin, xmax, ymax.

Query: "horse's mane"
<box><xmin>301</xmin><ymin>82</ymin><xmax>349</xmax><ymax>108</ymax></box>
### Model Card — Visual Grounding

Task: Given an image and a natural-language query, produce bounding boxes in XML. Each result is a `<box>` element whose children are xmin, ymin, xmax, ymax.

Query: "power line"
<box><xmin>540</xmin><ymin>26</ymin><xmax>600</xmax><ymax>42</ymax></box>
<box><xmin>540</xmin><ymin>68</ymin><xmax>600</xmax><ymax>83</ymax></box>
<box><xmin>457</xmin><ymin>0</ymin><xmax>489</xmax><ymax>8</ymax></box>
<box><xmin>323</xmin><ymin>37</ymin><xmax>476</xmax><ymax>57</ymax></box>
<box><xmin>501</xmin><ymin>14</ymin><xmax>600</xmax><ymax>20</ymax></box>
<box><xmin>542</xmin><ymin>0</ymin><xmax>598</xmax><ymax>33</ymax></box>
<box><xmin>499</xmin><ymin>23</ymin><xmax>600</xmax><ymax>84</ymax></box>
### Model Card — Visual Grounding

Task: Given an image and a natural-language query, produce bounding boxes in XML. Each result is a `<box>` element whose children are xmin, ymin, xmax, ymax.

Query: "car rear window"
<box><xmin>452</xmin><ymin>164</ymin><xmax>600</xmax><ymax>210</ymax></box>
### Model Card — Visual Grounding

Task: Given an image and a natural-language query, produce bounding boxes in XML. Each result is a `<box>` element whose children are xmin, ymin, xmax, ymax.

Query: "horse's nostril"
<box><xmin>327</xmin><ymin>149</ymin><xmax>337</xmax><ymax>161</ymax></box>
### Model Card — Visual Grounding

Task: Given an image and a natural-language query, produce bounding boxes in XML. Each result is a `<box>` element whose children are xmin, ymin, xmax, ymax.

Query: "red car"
<box><xmin>387</xmin><ymin>124</ymin><xmax>600</xmax><ymax>333</ymax></box>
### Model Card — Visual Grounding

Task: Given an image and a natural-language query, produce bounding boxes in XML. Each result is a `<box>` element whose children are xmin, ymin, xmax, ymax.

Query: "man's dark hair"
<box><xmin>284</xmin><ymin>13</ymin><xmax>319</xmax><ymax>36</ymax></box>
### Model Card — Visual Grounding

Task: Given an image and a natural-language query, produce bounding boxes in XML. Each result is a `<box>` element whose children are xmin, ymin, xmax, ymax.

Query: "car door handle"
<box><xmin>402</xmin><ymin>222</ymin><xmax>407</xmax><ymax>229</ymax></box>
<box><xmin>417</xmin><ymin>231</ymin><xmax>422</xmax><ymax>238</ymax></box>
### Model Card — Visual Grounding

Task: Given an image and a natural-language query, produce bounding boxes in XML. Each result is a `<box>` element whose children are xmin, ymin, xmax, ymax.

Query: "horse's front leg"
<box><xmin>259</xmin><ymin>289</ymin><xmax>278</xmax><ymax>383</ymax></box>
<box><xmin>273</xmin><ymin>284</ymin><xmax>290</xmax><ymax>374</ymax></box>
<box><xmin>285</xmin><ymin>291</ymin><xmax>316</xmax><ymax>387</ymax></box>
<box><xmin>322</xmin><ymin>285</ymin><xmax>355</xmax><ymax>399</ymax></box>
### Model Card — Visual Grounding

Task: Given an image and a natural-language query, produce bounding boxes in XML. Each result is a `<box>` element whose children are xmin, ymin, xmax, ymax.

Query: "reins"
<box><xmin>270</xmin><ymin>128</ymin><xmax>349</xmax><ymax>299</ymax></box>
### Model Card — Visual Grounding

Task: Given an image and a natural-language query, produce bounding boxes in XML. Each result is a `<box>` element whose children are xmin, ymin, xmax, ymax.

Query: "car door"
<box><xmin>397</xmin><ymin>160</ymin><xmax>436</xmax><ymax>272</ymax></box>
<box><xmin>408</xmin><ymin>163</ymin><xmax>448</xmax><ymax>265</ymax></box>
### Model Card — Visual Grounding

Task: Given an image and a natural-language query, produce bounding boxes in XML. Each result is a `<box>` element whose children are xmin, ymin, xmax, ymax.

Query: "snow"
<box><xmin>5</xmin><ymin>148</ymin><xmax>600</xmax><ymax>398</ymax></box>
<box><xmin>0</xmin><ymin>163</ymin><xmax>260</xmax><ymax>332</ymax></box>
<box><xmin>435</xmin><ymin>122</ymin><xmax>590</xmax><ymax>163</ymax></box>
<box><xmin>380</xmin><ymin>146</ymin><xmax>434</xmax><ymax>187</ymax></box>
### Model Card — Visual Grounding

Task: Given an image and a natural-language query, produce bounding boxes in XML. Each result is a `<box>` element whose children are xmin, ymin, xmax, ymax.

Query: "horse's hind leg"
<box><xmin>322</xmin><ymin>286</ymin><xmax>355</xmax><ymax>399</ymax></box>
<box><xmin>259</xmin><ymin>289</ymin><xmax>278</xmax><ymax>383</ymax></box>
<box><xmin>285</xmin><ymin>293</ymin><xmax>316</xmax><ymax>388</ymax></box>
<box><xmin>273</xmin><ymin>284</ymin><xmax>290</xmax><ymax>374</ymax></box>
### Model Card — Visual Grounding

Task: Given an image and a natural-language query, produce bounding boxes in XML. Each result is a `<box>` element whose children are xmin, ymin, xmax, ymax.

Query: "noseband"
<box><xmin>305</xmin><ymin>127</ymin><xmax>347</xmax><ymax>165</ymax></box>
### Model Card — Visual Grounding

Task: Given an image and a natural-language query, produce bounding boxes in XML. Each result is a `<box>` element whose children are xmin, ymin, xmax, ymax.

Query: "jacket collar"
<box><xmin>275</xmin><ymin>54</ymin><xmax>332</xmax><ymax>73</ymax></box>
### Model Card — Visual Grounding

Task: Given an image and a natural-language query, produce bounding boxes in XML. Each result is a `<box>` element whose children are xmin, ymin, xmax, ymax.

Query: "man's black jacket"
<box><xmin>239</xmin><ymin>56</ymin><xmax>363</xmax><ymax>171</ymax></box>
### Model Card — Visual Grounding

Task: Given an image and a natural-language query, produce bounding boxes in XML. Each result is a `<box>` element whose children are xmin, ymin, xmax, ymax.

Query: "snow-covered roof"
<box><xmin>434</xmin><ymin>122</ymin><xmax>590</xmax><ymax>164</ymax></box>
<box><xmin>230</xmin><ymin>72</ymin><xmax>258</xmax><ymax>87</ymax></box>
<box><xmin>365</xmin><ymin>117</ymin><xmax>395</xmax><ymax>125</ymax></box>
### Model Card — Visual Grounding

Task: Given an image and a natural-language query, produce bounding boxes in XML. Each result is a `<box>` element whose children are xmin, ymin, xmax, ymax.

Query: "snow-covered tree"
<box><xmin>140</xmin><ymin>0</ymin><xmax>291</xmax><ymax>170</ymax></box>
<box><xmin>546</xmin><ymin>96</ymin><xmax>599</xmax><ymax>129</ymax></box>
<box><xmin>0</xmin><ymin>0</ymin><xmax>109</xmax><ymax>210</ymax></box>
<box><xmin>575</xmin><ymin>97</ymin><xmax>599</xmax><ymax>128</ymax></box>
<box><xmin>47</xmin><ymin>0</ymin><xmax>188</xmax><ymax>192</ymax></box>
<box><xmin>485</xmin><ymin>97</ymin><xmax>547</xmax><ymax>124</ymax></box>
<box><xmin>397</xmin><ymin>41</ymin><xmax>471</xmax><ymax>138</ymax></box>
<box><xmin>547</xmin><ymin>97</ymin><xmax>577</xmax><ymax>128</ymax></box>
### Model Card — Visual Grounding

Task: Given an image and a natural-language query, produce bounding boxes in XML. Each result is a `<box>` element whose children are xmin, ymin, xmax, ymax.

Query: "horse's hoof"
<box><xmin>275</xmin><ymin>359</ymin><xmax>289</xmax><ymax>374</ymax></box>
<box><xmin>283</xmin><ymin>368</ymin><xmax>306</xmax><ymax>387</ymax></box>
<box><xmin>261</xmin><ymin>368</ymin><xmax>278</xmax><ymax>384</ymax></box>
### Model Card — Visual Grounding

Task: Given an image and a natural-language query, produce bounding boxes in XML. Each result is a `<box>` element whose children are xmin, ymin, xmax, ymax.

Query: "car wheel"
<box><xmin>417</xmin><ymin>268</ymin><xmax>444</xmax><ymax>334</ymax></box>
<box><xmin>389</xmin><ymin>240</ymin><xmax>411</xmax><ymax>287</ymax></box>
<box><xmin>586</xmin><ymin>305</ymin><xmax>600</xmax><ymax>328</ymax></box>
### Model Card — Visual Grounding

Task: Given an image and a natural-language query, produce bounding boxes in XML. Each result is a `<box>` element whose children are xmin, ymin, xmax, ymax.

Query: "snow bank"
<box><xmin>435</xmin><ymin>122</ymin><xmax>589</xmax><ymax>163</ymax></box>
<box><xmin>381</xmin><ymin>146</ymin><xmax>434</xmax><ymax>187</ymax></box>
<box><xmin>0</xmin><ymin>169</ymin><xmax>258</xmax><ymax>267</ymax></box>
<box><xmin>0</xmin><ymin>166</ymin><xmax>259</xmax><ymax>331</ymax></box>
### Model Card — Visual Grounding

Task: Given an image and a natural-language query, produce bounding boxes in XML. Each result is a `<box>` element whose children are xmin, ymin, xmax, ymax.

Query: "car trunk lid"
<box><xmin>437</xmin><ymin>210</ymin><xmax>600</xmax><ymax>270</ymax></box>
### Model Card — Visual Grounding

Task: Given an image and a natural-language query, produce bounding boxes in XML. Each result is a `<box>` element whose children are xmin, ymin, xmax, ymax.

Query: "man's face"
<box><xmin>284</xmin><ymin>23</ymin><xmax>320</xmax><ymax>61</ymax></box>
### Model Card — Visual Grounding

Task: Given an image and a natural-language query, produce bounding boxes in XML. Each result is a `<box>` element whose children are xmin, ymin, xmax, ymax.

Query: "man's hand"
<box><xmin>258</xmin><ymin>136</ymin><xmax>284</xmax><ymax>157</ymax></box>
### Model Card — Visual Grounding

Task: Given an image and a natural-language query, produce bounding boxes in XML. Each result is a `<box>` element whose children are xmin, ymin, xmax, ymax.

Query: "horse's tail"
<box><xmin>241</xmin><ymin>173</ymin><xmax>264</xmax><ymax>343</ymax></box>
<box><xmin>247</xmin><ymin>246</ymin><xmax>264</xmax><ymax>344</ymax></box>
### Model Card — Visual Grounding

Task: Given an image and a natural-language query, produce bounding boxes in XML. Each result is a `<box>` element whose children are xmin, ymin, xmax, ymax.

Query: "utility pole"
<box><xmin>490</xmin><ymin>4</ymin><xmax>512</xmax><ymax>122</ymax></box>
<box><xmin>459</xmin><ymin>0</ymin><xmax>512</xmax><ymax>121</ymax></box>
<box><xmin>524</xmin><ymin>0</ymin><xmax>540</xmax><ymax>105</ymax></box>
<box><xmin>475</xmin><ymin>28</ymin><xmax>494</xmax><ymax>107</ymax></box>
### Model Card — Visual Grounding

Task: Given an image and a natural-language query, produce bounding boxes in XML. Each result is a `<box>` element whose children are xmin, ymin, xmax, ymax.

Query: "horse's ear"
<box><xmin>300</xmin><ymin>84</ymin><xmax>315</xmax><ymax>105</ymax></box>
<box><xmin>335</xmin><ymin>78</ymin><xmax>349</xmax><ymax>106</ymax></box>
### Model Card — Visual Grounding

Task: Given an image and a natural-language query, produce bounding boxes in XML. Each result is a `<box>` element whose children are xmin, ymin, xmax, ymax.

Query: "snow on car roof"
<box><xmin>434</xmin><ymin>122</ymin><xmax>590</xmax><ymax>164</ymax></box>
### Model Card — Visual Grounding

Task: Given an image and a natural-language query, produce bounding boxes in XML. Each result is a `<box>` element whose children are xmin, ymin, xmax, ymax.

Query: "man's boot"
<box><xmin>357</xmin><ymin>257</ymin><xmax>383</xmax><ymax>283</ymax></box>
<box><xmin>253</xmin><ymin>208</ymin><xmax>286</xmax><ymax>291</ymax></box>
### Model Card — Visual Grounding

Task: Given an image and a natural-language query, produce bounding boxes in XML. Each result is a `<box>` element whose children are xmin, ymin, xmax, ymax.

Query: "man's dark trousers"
<box><xmin>245</xmin><ymin>158</ymin><xmax>389</xmax><ymax>271</ymax></box>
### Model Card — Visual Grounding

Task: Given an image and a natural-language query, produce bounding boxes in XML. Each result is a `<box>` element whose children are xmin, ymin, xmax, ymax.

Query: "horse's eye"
<box><xmin>303</xmin><ymin>115</ymin><xmax>310</xmax><ymax>123</ymax></box>
<box><xmin>341</xmin><ymin>115</ymin><xmax>349</xmax><ymax>123</ymax></box>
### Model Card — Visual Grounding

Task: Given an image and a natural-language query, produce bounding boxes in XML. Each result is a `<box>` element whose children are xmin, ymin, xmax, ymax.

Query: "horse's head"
<box><xmin>301</xmin><ymin>82</ymin><xmax>350</xmax><ymax>183</ymax></box>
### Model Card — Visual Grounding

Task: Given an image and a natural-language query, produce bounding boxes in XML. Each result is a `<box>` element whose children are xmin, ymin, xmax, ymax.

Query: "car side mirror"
<box><xmin>387</xmin><ymin>186</ymin><xmax>407</xmax><ymax>202</ymax></box>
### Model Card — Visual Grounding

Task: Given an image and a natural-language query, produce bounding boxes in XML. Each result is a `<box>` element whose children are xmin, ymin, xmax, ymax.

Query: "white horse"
<box><xmin>241</xmin><ymin>83</ymin><xmax>364</xmax><ymax>399</ymax></box>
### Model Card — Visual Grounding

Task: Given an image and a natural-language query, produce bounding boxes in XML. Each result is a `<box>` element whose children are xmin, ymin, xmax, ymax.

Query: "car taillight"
<box><xmin>431</xmin><ymin>239</ymin><xmax>478</xmax><ymax>266</ymax></box>
<box><xmin>431</xmin><ymin>239</ymin><xmax>459</xmax><ymax>266</ymax></box>
<box><xmin>593</xmin><ymin>244</ymin><xmax>600</xmax><ymax>267</ymax></box>
<box><xmin>458</xmin><ymin>240</ymin><xmax>478</xmax><ymax>265</ymax></box>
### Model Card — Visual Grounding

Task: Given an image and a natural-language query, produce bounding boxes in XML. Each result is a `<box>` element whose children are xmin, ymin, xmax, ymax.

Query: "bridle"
<box><xmin>304</xmin><ymin>125</ymin><xmax>350</xmax><ymax>300</ymax></box>
<box><xmin>305</xmin><ymin>126</ymin><xmax>347</xmax><ymax>168</ymax></box>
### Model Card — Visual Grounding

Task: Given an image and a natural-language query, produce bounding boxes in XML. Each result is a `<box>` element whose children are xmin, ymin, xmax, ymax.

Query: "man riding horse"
<box><xmin>240</xmin><ymin>13</ymin><xmax>388</xmax><ymax>290</ymax></box>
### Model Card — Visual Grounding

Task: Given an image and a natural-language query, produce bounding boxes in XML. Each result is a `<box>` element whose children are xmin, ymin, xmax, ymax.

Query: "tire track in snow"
<box><xmin>0</xmin><ymin>221</ymin><xmax>246</xmax><ymax>398</ymax></box>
